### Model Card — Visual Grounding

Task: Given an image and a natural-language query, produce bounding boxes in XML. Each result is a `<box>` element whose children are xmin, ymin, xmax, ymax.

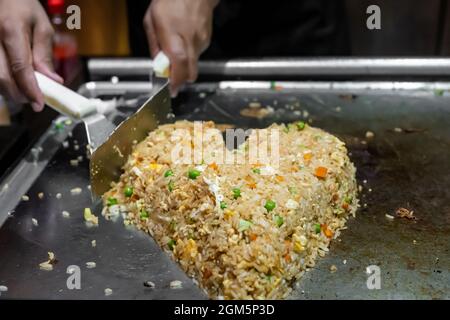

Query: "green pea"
<box><xmin>124</xmin><ymin>186</ymin><xmax>133</xmax><ymax>197</ymax></box>
<box><xmin>274</xmin><ymin>215</ymin><xmax>284</xmax><ymax>227</ymax></box>
<box><xmin>188</xmin><ymin>169</ymin><xmax>201</xmax><ymax>179</ymax></box>
<box><xmin>107</xmin><ymin>197</ymin><xmax>118</xmax><ymax>206</ymax></box>
<box><xmin>232</xmin><ymin>188</ymin><xmax>241</xmax><ymax>199</ymax></box>
<box><xmin>264</xmin><ymin>200</ymin><xmax>276</xmax><ymax>212</ymax></box>
<box><xmin>140</xmin><ymin>209</ymin><xmax>149</xmax><ymax>219</ymax></box>
<box><xmin>314</xmin><ymin>223</ymin><xmax>321</xmax><ymax>234</ymax></box>
<box><xmin>164</xmin><ymin>169</ymin><xmax>174</xmax><ymax>177</ymax></box>
<box><xmin>167</xmin><ymin>239</ymin><xmax>176</xmax><ymax>251</ymax></box>
<box><xmin>296</xmin><ymin>121</ymin><xmax>306</xmax><ymax>130</ymax></box>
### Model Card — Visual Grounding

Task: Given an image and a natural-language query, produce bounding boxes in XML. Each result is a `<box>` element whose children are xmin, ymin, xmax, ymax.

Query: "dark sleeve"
<box><xmin>127</xmin><ymin>0</ymin><xmax>350</xmax><ymax>58</ymax></box>
<box><xmin>126</xmin><ymin>0</ymin><xmax>151</xmax><ymax>57</ymax></box>
<box><xmin>203</xmin><ymin>0</ymin><xmax>350</xmax><ymax>59</ymax></box>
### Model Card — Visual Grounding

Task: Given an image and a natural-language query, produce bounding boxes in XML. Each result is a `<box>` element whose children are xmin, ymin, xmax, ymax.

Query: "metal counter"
<box><xmin>88</xmin><ymin>57</ymin><xmax>450</xmax><ymax>78</ymax></box>
<box><xmin>0</xmin><ymin>78</ymin><xmax>449</xmax><ymax>299</ymax></box>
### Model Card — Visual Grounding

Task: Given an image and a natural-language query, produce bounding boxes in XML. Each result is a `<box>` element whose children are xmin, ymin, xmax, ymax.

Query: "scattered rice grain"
<box><xmin>70</xmin><ymin>187</ymin><xmax>82</xmax><ymax>195</ymax></box>
<box><xmin>365</xmin><ymin>131</ymin><xmax>375</xmax><ymax>139</ymax></box>
<box><xmin>144</xmin><ymin>281</ymin><xmax>155</xmax><ymax>288</ymax></box>
<box><xmin>385</xmin><ymin>214</ymin><xmax>395</xmax><ymax>220</ymax></box>
<box><xmin>62</xmin><ymin>211</ymin><xmax>70</xmax><ymax>218</ymax></box>
<box><xmin>170</xmin><ymin>280</ymin><xmax>183</xmax><ymax>289</ymax></box>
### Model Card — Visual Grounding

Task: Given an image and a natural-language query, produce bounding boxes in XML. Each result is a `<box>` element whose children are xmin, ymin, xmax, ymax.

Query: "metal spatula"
<box><xmin>35</xmin><ymin>71</ymin><xmax>171</xmax><ymax>197</ymax></box>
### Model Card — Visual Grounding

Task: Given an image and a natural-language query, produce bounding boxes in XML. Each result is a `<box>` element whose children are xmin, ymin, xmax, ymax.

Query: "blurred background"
<box><xmin>1</xmin><ymin>0</ymin><xmax>450</xmax><ymax>176</ymax></box>
<box><xmin>68</xmin><ymin>0</ymin><xmax>450</xmax><ymax>57</ymax></box>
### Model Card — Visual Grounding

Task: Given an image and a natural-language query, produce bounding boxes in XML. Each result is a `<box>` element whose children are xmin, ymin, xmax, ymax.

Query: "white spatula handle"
<box><xmin>34</xmin><ymin>71</ymin><xmax>97</xmax><ymax>119</ymax></box>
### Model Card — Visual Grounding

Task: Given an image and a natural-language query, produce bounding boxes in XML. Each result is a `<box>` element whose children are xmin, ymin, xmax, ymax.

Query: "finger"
<box><xmin>158</xmin><ymin>33</ymin><xmax>189</xmax><ymax>96</ymax></box>
<box><xmin>2</xmin><ymin>23</ymin><xmax>44</xmax><ymax>111</ymax></box>
<box><xmin>32</xmin><ymin>20</ymin><xmax>63</xmax><ymax>83</ymax></box>
<box><xmin>143</xmin><ymin>10</ymin><xmax>160</xmax><ymax>58</ymax></box>
<box><xmin>0</xmin><ymin>44</ymin><xmax>26</xmax><ymax>103</ymax></box>
<box><xmin>186</xmin><ymin>43</ymin><xmax>198</xmax><ymax>83</ymax></box>
<box><xmin>194</xmin><ymin>27</ymin><xmax>212</xmax><ymax>55</ymax></box>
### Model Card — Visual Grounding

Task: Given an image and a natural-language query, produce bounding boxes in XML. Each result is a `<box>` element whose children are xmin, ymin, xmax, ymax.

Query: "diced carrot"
<box><xmin>342</xmin><ymin>202</ymin><xmax>349</xmax><ymax>210</ymax></box>
<box><xmin>314</xmin><ymin>166</ymin><xmax>328</xmax><ymax>179</ymax></box>
<box><xmin>249</xmin><ymin>234</ymin><xmax>258</xmax><ymax>241</ymax></box>
<box><xmin>275</xmin><ymin>175</ymin><xmax>285</xmax><ymax>182</ymax></box>
<box><xmin>284</xmin><ymin>253</ymin><xmax>291</xmax><ymax>262</ymax></box>
<box><xmin>303</xmin><ymin>152</ymin><xmax>313</xmax><ymax>161</ymax></box>
<box><xmin>244</xmin><ymin>175</ymin><xmax>257</xmax><ymax>189</ymax></box>
<box><xmin>247</xmin><ymin>182</ymin><xmax>257</xmax><ymax>189</ymax></box>
<box><xmin>321</xmin><ymin>224</ymin><xmax>334</xmax><ymax>239</ymax></box>
<box><xmin>208</xmin><ymin>162</ymin><xmax>218</xmax><ymax>171</ymax></box>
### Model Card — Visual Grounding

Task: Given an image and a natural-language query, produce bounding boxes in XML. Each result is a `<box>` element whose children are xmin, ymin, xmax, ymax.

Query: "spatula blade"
<box><xmin>90</xmin><ymin>78</ymin><xmax>171</xmax><ymax>197</ymax></box>
<box><xmin>83</xmin><ymin>113</ymin><xmax>116</xmax><ymax>150</ymax></box>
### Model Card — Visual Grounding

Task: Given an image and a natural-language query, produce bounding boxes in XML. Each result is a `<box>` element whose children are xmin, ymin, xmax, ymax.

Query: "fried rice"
<box><xmin>102</xmin><ymin>120</ymin><xmax>359</xmax><ymax>299</ymax></box>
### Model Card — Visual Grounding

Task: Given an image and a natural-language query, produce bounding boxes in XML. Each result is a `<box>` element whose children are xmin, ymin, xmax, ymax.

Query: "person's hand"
<box><xmin>143</xmin><ymin>0</ymin><xmax>218</xmax><ymax>96</ymax></box>
<box><xmin>0</xmin><ymin>0</ymin><xmax>63</xmax><ymax>112</ymax></box>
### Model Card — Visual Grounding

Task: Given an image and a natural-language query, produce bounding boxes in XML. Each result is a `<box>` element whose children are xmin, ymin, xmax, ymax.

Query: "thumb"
<box><xmin>32</xmin><ymin>21</ymin><xmax>63</xmax><ymax>84</ymax></box>
<box><xmin>143</xmin><ymin>11</ymin><xmax>161</xmax><ymax>58</ymax></box>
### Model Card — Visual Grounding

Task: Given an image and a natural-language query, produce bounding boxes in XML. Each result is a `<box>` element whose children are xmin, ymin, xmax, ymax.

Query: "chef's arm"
<box><xmin>0</xmin><ymin>0</ymin><xmax>62</xmax><ymax>112</ymax></box>
<box><xmin>143</xmin><ymin>0</ymin><xmax>219</xmax><ymax>96</ymax></box>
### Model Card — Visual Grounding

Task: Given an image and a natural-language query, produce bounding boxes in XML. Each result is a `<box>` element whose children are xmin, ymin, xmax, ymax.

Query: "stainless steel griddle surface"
<box><xmin>0</xmin><ymin>87</ymin><xmax>449</xmax><ymax>299</ymax></box>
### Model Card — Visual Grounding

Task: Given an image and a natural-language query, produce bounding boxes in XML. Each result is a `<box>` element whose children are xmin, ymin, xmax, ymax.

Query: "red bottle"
<box><xmin>47</xmin><ymin>0</ymin><xmax>80</xmax><ymax>84</ymax></box>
